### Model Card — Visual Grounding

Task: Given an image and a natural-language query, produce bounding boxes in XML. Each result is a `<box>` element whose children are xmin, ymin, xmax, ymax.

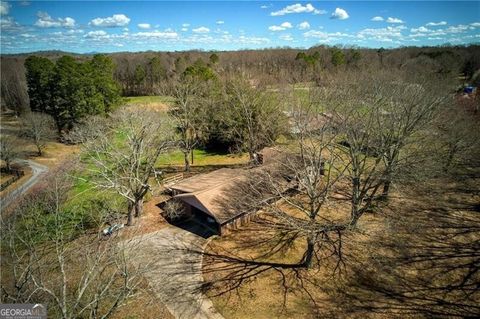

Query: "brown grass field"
<box><xmin>202</xmin><ymin>168</ymin><xmax>480</xmax><ymax>318</ymax></box>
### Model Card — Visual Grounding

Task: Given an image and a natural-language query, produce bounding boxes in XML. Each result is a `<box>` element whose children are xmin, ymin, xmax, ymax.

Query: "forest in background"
<box><xmin>2</xmin><ymin>44</ymin><xmax>480</xmax><ymax>115</ymax></box>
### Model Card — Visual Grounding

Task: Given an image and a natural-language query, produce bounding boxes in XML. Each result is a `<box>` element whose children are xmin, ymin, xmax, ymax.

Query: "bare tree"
<box><xmin>371</xmin><ymin>78</ymin><xmax>447</xmax><ymax>198</ymax></box>
<box><xmin>0</xmin><ymin>135</ymin><xmax>22</xmax><ymax>172</ymax></box>
<box><xmin>213</xmin><ymin>91</ymin><xmax>347</xmax><ymax>269</ymax></box>
<box><xmin>22</xmin><ymin>112</ymin><xmax>56</xmax><ymax>156</ymax></box>
<box><xmin>270</xmin><ymin>92</ymin><xmax>347</xmax><ymax>268</ymax></box>
<box><xmin>225</xmin><ymin>76</ymin><xmax>287</xmax><ymax>162</ymax></box>
<box><xmin>437</xmin><ymin>106</ymin><xmax>480</xmax><ymax>170</ymax></box>
<box><xmin>80</xmin><ymin>107</ymin><xmax>173</xmax><ymax>226</ymax></box>
<box><xmin>163</xmin><ymin>198</ymin><xmax>186</xmax><ymax>220</ymax></box>
<box><xmin>314</xmin><ymin>71</ymin><xmax>447</xmax><ymax>225</ymax></box>
<box><xmin>1</xmin><ymin>167</ymin><xmax>154</xmax><ymax>318</ymax></box>
<box><xmin>169</xmin><ymin>77</ymin><xmax>204</xmax><ymax>171</ymax></box>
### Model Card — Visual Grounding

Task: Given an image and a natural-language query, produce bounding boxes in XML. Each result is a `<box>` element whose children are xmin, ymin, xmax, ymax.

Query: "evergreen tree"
<box><xmin>331</xmin><ymin>49</ymin><xmax>346</xmax><ymax>67</ymax></box>
<box><xmin>24</xmin><ymin>56</ymin><xmax>55</xmax><ymax>113</ymax></box>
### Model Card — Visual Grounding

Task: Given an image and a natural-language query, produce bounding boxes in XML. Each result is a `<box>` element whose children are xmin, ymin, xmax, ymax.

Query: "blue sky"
<box><xmin>1</xmin><ymin>1</ymin><xmax>479</xmax><ymax>53</ymax></box>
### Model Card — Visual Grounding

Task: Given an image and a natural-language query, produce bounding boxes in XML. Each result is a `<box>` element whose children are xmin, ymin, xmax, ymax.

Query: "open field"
<box><xmin>123</xmin><ymin>95</ymin><xmax>175</xmax><ymax>112</ymax></box>
<box><xmin>157</xmin><ymin>149</ymin><xmax>249</xmax><ymax>167</ymax></box>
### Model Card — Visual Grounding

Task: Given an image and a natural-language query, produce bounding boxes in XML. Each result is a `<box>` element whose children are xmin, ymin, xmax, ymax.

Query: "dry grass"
<box><xmin>202</xmin><ymin>171</ymin><xmax>480</xmax><ymax>318</ymax></box>
<box><xmin>1</xmin><ymin>112</ymin><xmax>80</xmax><ymax>168</ymax></box>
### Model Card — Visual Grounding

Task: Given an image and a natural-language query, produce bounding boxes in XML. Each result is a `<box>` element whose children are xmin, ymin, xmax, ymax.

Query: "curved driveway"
<box><xmin>128</xmin><ymin>226</ymin><xmax>225</xmax><ymax>319</ymax></box>
<box><xmin>1</xmin><ymin>159</ymin><xmax>48</xmax><ymax>210</ymax></box>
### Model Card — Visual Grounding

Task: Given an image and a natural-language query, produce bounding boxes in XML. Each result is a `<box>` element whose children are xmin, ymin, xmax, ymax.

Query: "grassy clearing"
<box><xmin>157</xmin><ymin>149</ymin><xmax>249</xmax><ymax>167</ymax></box>
<box><xmin>123</xmin><ymin>95</ymin><xmax>175</xmax><ymax>105</ymax></box>
<box><xmin>123</xmin><ymin>96</ymin><xmax>175</xmax><ymax>112</ymax></box>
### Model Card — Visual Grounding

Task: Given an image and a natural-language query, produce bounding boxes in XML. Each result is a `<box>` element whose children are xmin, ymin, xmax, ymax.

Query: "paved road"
<box><xmin>1</xmin><ymin>159</ymin><xmax>48</xmax><ymax>210</ymax></box>
<box><xmin>128</xmin><ymin>226</ymin><xmax>225</xmax><ymax>319</ymax></box>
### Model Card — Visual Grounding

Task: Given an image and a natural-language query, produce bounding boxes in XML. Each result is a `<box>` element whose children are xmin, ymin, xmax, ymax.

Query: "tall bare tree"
<box><xmin>22</xmin><ymin>112</ymin><xmax>56</xmax><ymax>156</ymax></box>
<box><xmin>169</xmin><ymin>77</ymin><xmax>204</xmax><ymax>171</ymax></box>
<box><xmin>80</xmin><ymin>107</ymin><xmax>173</xmax><ymax>226</ymax></box>
<box><xmin>0</xmin><ymin>135</ymin><xmax>22</xmax><ymax>172</ymax></box>
<box><xmin>225</xmin><ymin>77</ymin><xmax>287</xmax><ymax>162</ymax></box>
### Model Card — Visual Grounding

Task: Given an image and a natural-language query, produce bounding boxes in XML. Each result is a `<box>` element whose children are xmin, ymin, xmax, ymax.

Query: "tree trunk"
<box><xmin>5</xmin><ymin>160</ymin><xmax>12</xmax><ymax>173</ymax></box>
<box><xmin>350</xmin><ymin>176</ymin><xmax>361</xmax><ymax>227</ymax></box>
<box><xmin>381</xmin><ymin>179</ymin><xmax>391</xmax><ymax>199</ymax></box>
<box><xmin>184</xmin><ymin>151</ymin><xmax>190</xmax><ymax>172</ymax></box>
<box><xmin>36</xmin><ymin>145</ymin><xmax>43</xmax><ymax>157</ymax></box>
<box><xmin>126</xmin><ymin>201</ymin><xmax>135</xmax><ymax>226</ymax></box>
<box><xmin>191</xmin><ymin>149</ymin><xmax>194</xmax><ymax>165</ymax></box>
<box><xmin>302</xmin><ymin>234</ymin><xmax>315</xmax><ymax>268</ymax></box>
<box><xmin>134</xmin><ymin>199</ymin><xmax>143</xmax><ymax>218</ymax></box>
<box><xmin>445</xmin><ymin>146</ymin><xmax>457</xmax><ymax>169</ymax></box>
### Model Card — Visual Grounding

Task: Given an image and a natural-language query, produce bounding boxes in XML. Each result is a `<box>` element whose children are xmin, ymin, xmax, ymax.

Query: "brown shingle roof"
<box><xmin>174</xmin><ymin>175</ymin><xmax>247</xmax><ymax>224</ymax></box>
<box><xmin>170</xmin><ymin>168</ymin><xmax>244</xmax><ymax>193</ymax></box>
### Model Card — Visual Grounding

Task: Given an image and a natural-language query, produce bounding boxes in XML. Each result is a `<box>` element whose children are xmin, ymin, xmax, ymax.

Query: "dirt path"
<box><xmin>1</xmin><ymin>159</ymin><xmax>48</xmax><ymax>210</ymax></box>
<box><xmin>128</xmin><ymin>226</ymin><xmax>225</xmax><ymax>319</ymax></box>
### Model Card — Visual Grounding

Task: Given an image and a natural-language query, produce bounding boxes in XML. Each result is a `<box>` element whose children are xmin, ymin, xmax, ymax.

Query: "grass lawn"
<box><xmin>123</xmin><ymin>96</ymin><xmax>175</xmax><ymax>111</ymax></box>
<box><xmin>157</xmin><ymin>149</ymin><xmax>249</xmax><ymax>167</ymax></box>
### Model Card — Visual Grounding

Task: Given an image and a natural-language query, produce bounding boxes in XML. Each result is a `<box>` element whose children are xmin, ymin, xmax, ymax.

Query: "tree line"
<box><xmin>2</xmin><ymin>45</ymin><xmax>479</xmax><ymax>114</ymax></box>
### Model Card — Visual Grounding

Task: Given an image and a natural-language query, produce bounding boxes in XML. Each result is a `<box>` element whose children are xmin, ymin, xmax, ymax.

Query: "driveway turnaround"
<box><xmin>1</xmin><ymin>159</ymin><xmax>48</xmax><ymax>210</ymax></box>
<box><xmin>128</xmin><ymin>226</ymin><xmax>225</xmax><ymax>319</ymax></box>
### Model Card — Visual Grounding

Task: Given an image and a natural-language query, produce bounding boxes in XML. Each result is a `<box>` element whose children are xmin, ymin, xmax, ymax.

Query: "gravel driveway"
<box><xmin>128</xmin><ymin>226</ymin><xmax>224</xmax><ymax>319</ymax></box>
<box><xmin>1</xmin><ymin>159</ymin><xmax>48</xmax><ymax>210</ymax></box>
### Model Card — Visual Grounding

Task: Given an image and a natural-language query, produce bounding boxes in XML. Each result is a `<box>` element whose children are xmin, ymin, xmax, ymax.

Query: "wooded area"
<box><xmin>2</xmin><ymin>45</ymin><xmax>480</xmax><ymax>115</ymax></box>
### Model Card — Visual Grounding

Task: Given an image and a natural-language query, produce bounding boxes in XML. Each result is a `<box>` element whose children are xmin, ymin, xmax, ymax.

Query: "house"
<box><xmin>168</xmin><ymin>168</ymin><xmax>256</xmax><ymax>235</ymax></box>
<box><xmin>166</xmin><ymin>148</ymin><xmax>295</xmax><ymax>235</ymax></box>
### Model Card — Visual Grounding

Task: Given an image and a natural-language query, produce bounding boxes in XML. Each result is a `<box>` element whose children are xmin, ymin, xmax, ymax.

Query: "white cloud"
<box><xmin>34</xmin><ymin>12</ymin><xmax>75</xmax><ymax>28</ymax></box>
<box><xmin>271</xmin><ymin>3</ymin><xmax>325</xmax><ymax>16</ymax></box>
<box><xmin>279</xmin><ymin>34</ymin><xmax>293</xmax><ymax>41</ymax></box>
<box><xmin>90</xmin><ymin>14</ymin><xmax>130</xmax><ymax>27</ymax></box>
<box><xmin>269</xmin><ymin>25</ymin><xmax>284</xmax><ymax>31</ymax></box>
<box><xmin>0</xmin><ymin>16</ymin><xmax>19</xmax><ymax>29</ymax></box>
<box><xmin>85</xmin><ymin>30</ymin><xmax>107</xmax><ymax>38</ymax></box>
<box><xmin>303</xmin><ymin>30</ymin><xmax>352</xmax><ymax>40</ymax></box>
<box><xmin>182</xmin><ymin>23</ymin><xmax>190</xmax><ymax>27</ymax></box>
<box><xmin>445</xmin><ymin>24</ymin><xmax>470</xmax><ymax>33</ymax></box>
<box><xmin>216</xmin><ymin>20</ymin><xmax>224</xmax><ymax>25</ymax></box>
<box><xmin>426</xmin><ymin>21</ymin><xmax>447</xmax><ymax>26</ymax></box>
<box><xmin>269</xmin><ymin>22</ymin><xmax>292</xmax><ymax>31</ymax></box>
<box><xmin>261</xmin><ymin>5</ymin><xmax>269</xmax><ymax>9</ymax></box>
<box><xmin>411</xmin><ymin>26</ymin><xmax>431</xmax><ymax>33</ymax></box>
<box><xmin>371</xmin><ymin>16</ymin><xmax>384</xmax><ymax>22</ymax></box>
<box><xmin>192</xmin><ymin>26</ymin><xmax>210</xmax><ymax>33</ymax></box>
<box><xmin>0</xmin><ymin>1</ymin><xmax>11</xmax><ymax>15</ymax></box>
<box><xmin>331</xmin><ymin>8</ymin><xmax>349</xmax><ymax>20</ymax></box>
<box><xmin>298</xmin><ymin>21</ymin><xmax>310</xmax><ymax>30</ymax></box>
<box><xmin>66</xmin><ymin>29</ymin><xmax>83</xmax><ymax>34</ymax></box>
<box><xmin>357</xmin><ymin>25</ymin><xmax>406</xmax><ymax>42</ymax></box>
<box><xmin>386</xmin><ymin>17</ymin><xmax>404</xmax><ymax>24</ymax></box>
<box><xmin>238</xmin><ymin>35</ymin><xmax>270</xmax><ymax>44</ymax></box>
<box><xmin>470</xmin><ymin>22</ymin><xmax>480</xmax><ymax>27</ymax></box>
<box><xmin>181</xmin><ymin>27</ymin><xmax>188</xmax><ymax>32</ymax></box>
<box><xmin>138</xmin><ymin>23</ymin><xmax>151</xmax><ymax>29</ymax></box>
<box><xmin>133</xmin><ymin>30</ymin><xmax>178</xmax><ymax>38</ymax></box>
